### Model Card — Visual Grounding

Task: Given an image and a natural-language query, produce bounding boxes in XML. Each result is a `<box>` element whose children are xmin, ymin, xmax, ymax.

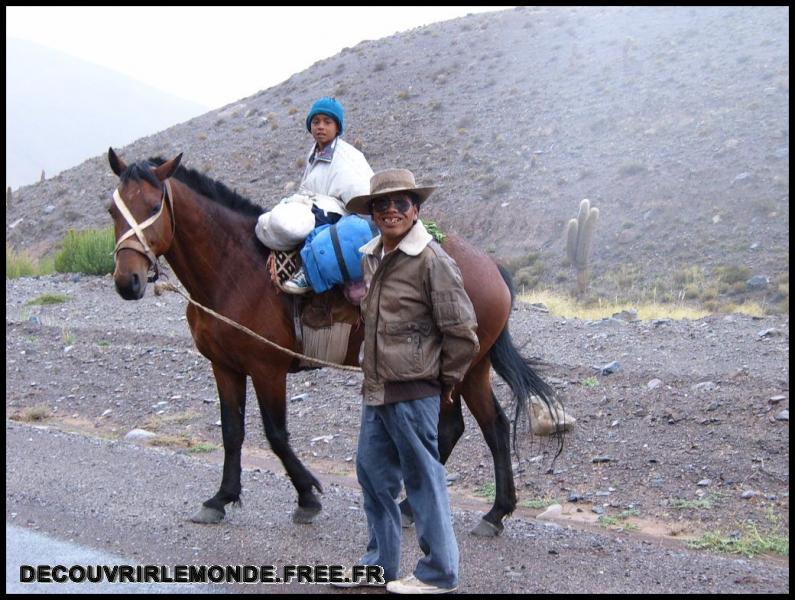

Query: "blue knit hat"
<box><xmin>306</xmin><ymin>97</ymin><xmax>344</xmax><ymax>135</ymax></box>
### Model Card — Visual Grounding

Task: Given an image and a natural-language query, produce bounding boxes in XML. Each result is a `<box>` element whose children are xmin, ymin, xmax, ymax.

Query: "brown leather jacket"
<box><xmin>358</xmin><ymin>221</ymin><xmax>479</xmax><ymax>406</ymax></box>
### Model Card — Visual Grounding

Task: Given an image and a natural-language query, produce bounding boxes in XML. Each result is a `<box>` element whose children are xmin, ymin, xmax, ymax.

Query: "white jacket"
<box><xmin>300</xmin><ymin>137</ymin><xmax>373</xmax><ymax>212</ymax></box>
<box><xmin>256</xmin><ymin>137</ymin><xmax>373</xmax><ymax>251</ymax></box>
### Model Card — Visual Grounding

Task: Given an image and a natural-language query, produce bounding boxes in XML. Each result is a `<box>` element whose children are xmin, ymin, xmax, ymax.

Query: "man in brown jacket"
<box><xmin>341</xmin><ymin>169</ymin><xmax>479</xmax><ymax>594</ymax></box>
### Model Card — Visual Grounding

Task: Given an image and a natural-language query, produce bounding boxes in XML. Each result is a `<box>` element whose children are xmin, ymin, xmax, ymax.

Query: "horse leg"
<box><xmin>251</xmin><ymin>375</ymin><xmax>324</xmax><ymax>524</ymax></box>
<box><xmin>399</xmin><ymin>394</ymin><xmax>466</xmax><ymax>528</ymax></box>
<box><xmin>191</xmin><ymin>364</ymin><xmax>246</xmax><ymax>524</ymax></box>
<box><xmin>461</xmin><ymin>358</ymin><xmax>516</xmax><ymax>537</ymax></box>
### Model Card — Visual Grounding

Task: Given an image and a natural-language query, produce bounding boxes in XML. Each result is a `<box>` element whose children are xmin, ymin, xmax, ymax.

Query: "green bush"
<box><xmin>6</xmin><ymin>245</ymin><xmax>54</xmax><ymax>278</ymax></box>
<box><xmin>6</xmin><ymin>244</ymin><xmax>36</xmax><ymax>278</ymax></box>
<box><xmin>54</xmin><ymin>227</ymin><xmax>116</xmax><ymax>275</ymax></box>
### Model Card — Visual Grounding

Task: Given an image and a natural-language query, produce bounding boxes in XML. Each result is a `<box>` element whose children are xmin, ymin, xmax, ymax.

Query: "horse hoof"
<box><xmin>470</xmin><ymin>519</ymin><xmax>503</xmax><ymax>537</ymax></box>
<box><xmin>292</xmin><ymin>505</ymin><xmax>321</xmax><ymax>524</ymax></box>
<box><xmin>190</xmin><ymin>506</ymin><xmax>225</xmax><ymax>524</ymax></box>
<box><xmin>401</xmin><ymin>512</ymin><xmax>415</xmax><ymax>529</ymax></box>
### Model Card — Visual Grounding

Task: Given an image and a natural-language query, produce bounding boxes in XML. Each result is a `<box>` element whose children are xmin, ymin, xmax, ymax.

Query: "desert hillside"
<box><xmin>5</xmin><ymin>6</ymin><xmax>789</xmax><ymax>310</ymax></box>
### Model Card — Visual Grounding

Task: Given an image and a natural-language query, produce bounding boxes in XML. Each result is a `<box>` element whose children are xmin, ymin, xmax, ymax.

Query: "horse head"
<box><xmin>107</xmin><ymin>147</ymin><xmax>182</xmax><ymax>300</ymax></box>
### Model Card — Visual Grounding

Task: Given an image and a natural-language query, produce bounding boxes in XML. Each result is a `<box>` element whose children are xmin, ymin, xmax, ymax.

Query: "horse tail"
<box><xmin>489</xmin><ymin>265</ymin><xmax>563</xmax><ymax>457</ymax></box>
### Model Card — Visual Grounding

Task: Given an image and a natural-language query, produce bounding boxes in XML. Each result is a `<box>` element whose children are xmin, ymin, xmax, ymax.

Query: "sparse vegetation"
<box><xmin>26</xmin><ymin>293</ymin><xmax>70</xmax><ymax>307</ymax></box>
<box><xmin>188</xmin><ymin>442</ymin><xmax>218</xmax><ymax>453</ymax></box>
<box><xmin>6</xmin><ymin>245</ymin><xmax>54</xmax><ymax>278</ymax></box>
<box><xmin>474</xmin><ymin>482</ymin><xmax>496</xmax><ymax>502</ymax></box>
<box><xmin>6</xmin><ymin>246</ymin><xmax>34</xmax><ymax>278</ymax></box>
<box><xmin>54</xmin><ymin>227</ymin><xmax>115</xmax><ymax>275</ymax></box>
<box><xmin>143</xmin><ymin>411</ymin><xmax>202</xmax><ymax>431</ymax></box>
<box><xmin>688</xmin><ymin>522</ymin><xmax>788</xmax><ymax>558</ymax></box>
<box><xmin>13</xmin><ymin>405</ymin><xmax>51</xmax><ymax>422</ymax></box>
<box><xmin>62</xmin><ymin>328</ymin><xmax>76</xmax><ymax>346</ymax></box>
<box><xmin>518</xmin><ymin>289</ymin><xmax>767</xmax><ymax>320</ymax></box>
<box><xmin>715</xmin><ymin>264</ymin><xmax>752</xmax><ymax>285</ymax></box>
<box><xmin>148</xmin><ymin>435</ymin><xmax>194</xmax><ymax>448</ymax></box>
<box><xmin>672</xmin><ymin>498</ymin><xmax>713</xmax><ymax>510</ymax></box>
<box><xmin>597</xmin><ymin>512</ymin><xmax>639</xmax><ymax>530</ymax></box>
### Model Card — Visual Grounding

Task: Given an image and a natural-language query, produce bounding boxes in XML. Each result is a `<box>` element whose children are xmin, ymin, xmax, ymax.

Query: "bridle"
<box><xmin>112</xmin><ymin>179</ymin><xmax>175</xmax><ymax>282</ymax></box>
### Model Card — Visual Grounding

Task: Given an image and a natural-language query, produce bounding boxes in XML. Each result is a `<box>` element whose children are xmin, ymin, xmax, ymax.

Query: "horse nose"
<box><xmin>115</xmin><ymin>271</ymin><xmax>144</xmax><ymax>300</ymax></box>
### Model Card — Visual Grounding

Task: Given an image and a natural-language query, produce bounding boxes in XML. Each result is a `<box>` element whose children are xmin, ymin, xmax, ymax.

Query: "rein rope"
<box><xmin>154</xmin><ymin>281</ymin><xmax>363</xmax><ymax>373</ymax></box>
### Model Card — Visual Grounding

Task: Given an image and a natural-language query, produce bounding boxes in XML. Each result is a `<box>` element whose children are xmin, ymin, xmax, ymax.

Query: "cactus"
<box><xmin>565</xmin><ymin>199</ymin><xmax>599</xmax><ymax>294</ymax></box>
<box><xmin>565</xmin><ymin>218</ymin><xmax>578</xmax><ymax>265</ymax></box>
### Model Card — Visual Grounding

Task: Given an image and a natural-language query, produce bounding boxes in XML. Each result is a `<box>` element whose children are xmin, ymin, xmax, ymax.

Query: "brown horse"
<box><xmin>107</xmin><ymin>148</ymin><xmax>558</xmax><ymax>537</ymax></box>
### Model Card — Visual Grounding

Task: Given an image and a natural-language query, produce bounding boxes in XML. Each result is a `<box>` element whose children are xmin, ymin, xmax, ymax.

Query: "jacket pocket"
<box><xmin>431</xmin><ymin>290</ymin><xmax>463</xmax><ymax>328</ymax></box>
<box><xmin>382</xmin><ymin>320</ymin><xmax>432</xmax><ymax>378</ymax></box>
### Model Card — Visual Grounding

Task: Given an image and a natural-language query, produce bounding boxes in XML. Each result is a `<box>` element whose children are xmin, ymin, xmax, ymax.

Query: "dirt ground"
<box><xmin>6</xmin><ymin>273</ymin><xmax>789</xmax><ymax>565</ymax></box>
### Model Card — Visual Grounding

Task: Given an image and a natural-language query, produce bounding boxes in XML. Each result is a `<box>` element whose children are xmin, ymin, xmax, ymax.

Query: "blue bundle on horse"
<box><xmin>107</xmin><ymin>148</ymin><xmax>563</xmax><ymax>537</ymax></box>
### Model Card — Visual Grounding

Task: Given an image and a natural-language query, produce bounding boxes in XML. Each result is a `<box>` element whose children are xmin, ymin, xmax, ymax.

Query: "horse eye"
<box><xmin>151</xmin><ymin>204</ymin><xmax>161</xmax><ymax>216</ymax></box>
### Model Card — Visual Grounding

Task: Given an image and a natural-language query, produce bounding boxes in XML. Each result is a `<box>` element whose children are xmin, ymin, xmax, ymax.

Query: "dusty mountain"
<box><xmin>5</xmin><ymin>6</ymin><xmax>789</xmax><ymax>311</ymax></box>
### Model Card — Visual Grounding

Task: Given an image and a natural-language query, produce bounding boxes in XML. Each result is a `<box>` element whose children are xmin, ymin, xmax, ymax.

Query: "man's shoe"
<box><xmin>386</xmin><ymin>574</ymin><xmax>457</xmax><ymax>594</ymax></box>
<box><xmin>283</xmin><ymin>268</ymin><xmax>312</xmax><ymax>295</ymax></box>
<box><xmin>330</xmin><ymin>567</ymin><xmax>386</xmax><ymax>588</ymax></box>
<box><xmin>531</xmin><ymin>397</ymin><xmax>576</xmax><ymax>436</ymax></box>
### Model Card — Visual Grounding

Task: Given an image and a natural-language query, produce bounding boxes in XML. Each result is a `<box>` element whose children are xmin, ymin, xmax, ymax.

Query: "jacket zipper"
<box><xmin>369</xmin><ymin>252</ymin><xmax>394</xmax><ymax>387</ymax></box>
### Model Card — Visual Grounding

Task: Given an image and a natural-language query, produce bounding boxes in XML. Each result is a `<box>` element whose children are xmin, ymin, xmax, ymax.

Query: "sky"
<box><xmin>6</xmin><ymin>6</ymin><xmax>511</xmax><ymax>110</ymax></box>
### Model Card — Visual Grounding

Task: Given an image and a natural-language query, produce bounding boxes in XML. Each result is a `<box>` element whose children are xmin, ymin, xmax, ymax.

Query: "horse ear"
<box><xmin>108</xmin><ymin>147</ymin><xmax>127</xmax><ymax>177</ymax></box>
<box><xmin>153</xmin><ymin>153</ymin><xmax>183</xmax><ymax>182</ymax></box>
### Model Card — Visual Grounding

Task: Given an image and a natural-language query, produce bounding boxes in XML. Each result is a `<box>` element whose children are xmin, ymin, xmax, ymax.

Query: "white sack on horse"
<box><xmin>255</xmin><ymin>192</ymin><xmax>346</xmax><ymax>251</ymax></box>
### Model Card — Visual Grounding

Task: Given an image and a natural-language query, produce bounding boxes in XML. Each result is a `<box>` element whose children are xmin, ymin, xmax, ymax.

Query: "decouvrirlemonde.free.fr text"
<box><xmin>20</xmin><ymin>564</ymin><xmax>385</xmax><ymax>585</ymax></box>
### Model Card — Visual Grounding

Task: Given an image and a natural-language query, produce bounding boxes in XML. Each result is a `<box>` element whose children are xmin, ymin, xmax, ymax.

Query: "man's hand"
<box><xmin>442</xmin><ymin>384</ymin><xmax>454</xmax><ymax>406</ymax></box>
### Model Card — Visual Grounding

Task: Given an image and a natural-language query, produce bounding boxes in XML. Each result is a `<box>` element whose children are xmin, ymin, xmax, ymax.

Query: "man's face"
<box><xmin>370</xmin><ymin>193</ymin><xmax>418</xmax><ymax>245</ymax></box>
<box><xmin>310</xmin><ymin>114</ymin><xmax>338</xmax><ymax>147</ymax></box>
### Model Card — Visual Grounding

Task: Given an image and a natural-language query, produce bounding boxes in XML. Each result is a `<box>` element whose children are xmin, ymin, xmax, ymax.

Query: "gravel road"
<box><xmin>6</xmin><ymin>274</ymin><xmax>790</xmax><ymax>593</ymax></box>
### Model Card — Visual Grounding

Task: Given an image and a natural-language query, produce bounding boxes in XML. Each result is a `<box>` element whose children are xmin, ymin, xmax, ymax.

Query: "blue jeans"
<box><xmin>356</xmin><ymin>396</ymin><xmax>459</xmax><ymax>588</ymax></box>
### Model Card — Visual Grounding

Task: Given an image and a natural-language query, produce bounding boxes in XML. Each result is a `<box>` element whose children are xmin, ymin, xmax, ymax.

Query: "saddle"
<box><xmin>268</xmin><ymin>250</ymin><xmax>361</xmax><ymax>369</ymax></box>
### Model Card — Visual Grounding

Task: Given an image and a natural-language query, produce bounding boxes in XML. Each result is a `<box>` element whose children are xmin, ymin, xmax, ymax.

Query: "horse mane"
<box><xmin>122</xmin><ymin>157</ymin><xmax>264</xmax><ymax>218</ymax></box>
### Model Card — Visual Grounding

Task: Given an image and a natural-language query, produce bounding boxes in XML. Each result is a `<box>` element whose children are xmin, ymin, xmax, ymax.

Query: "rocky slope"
<box><xmin>6</xmin><ymin>6</ymin><xmax>789</xmax><ymax>310</ymax></box>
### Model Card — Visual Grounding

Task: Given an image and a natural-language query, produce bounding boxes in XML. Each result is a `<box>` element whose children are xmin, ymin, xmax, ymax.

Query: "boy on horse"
<box><xmin>279</xmin><ymin>96</ymin><xmax>374</xmax><ymax>294</ymax></box>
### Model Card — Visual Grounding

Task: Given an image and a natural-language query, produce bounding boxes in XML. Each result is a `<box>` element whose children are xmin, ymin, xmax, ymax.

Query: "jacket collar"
<box><xmin>309</xmin><ymin>136</ymin><xmax>339</xmax><ymax>164</ymax></box>
<box><xmin>361</xmin><ymin>219</ymin><xmax>433</xmax><ymax>257</ymax></box>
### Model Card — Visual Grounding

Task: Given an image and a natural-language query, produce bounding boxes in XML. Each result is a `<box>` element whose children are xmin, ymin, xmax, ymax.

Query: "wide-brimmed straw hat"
<box><xmin>346</xmin><ymin>169</ymin><xmax>436</xmax><ymax>215</ymax></box>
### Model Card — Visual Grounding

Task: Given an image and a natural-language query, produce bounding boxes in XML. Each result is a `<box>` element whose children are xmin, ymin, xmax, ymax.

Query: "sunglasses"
<box><xmin>370</xmin><ymin>195</ymin><xmax>415</xmax><ymax>214</ymax></box>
